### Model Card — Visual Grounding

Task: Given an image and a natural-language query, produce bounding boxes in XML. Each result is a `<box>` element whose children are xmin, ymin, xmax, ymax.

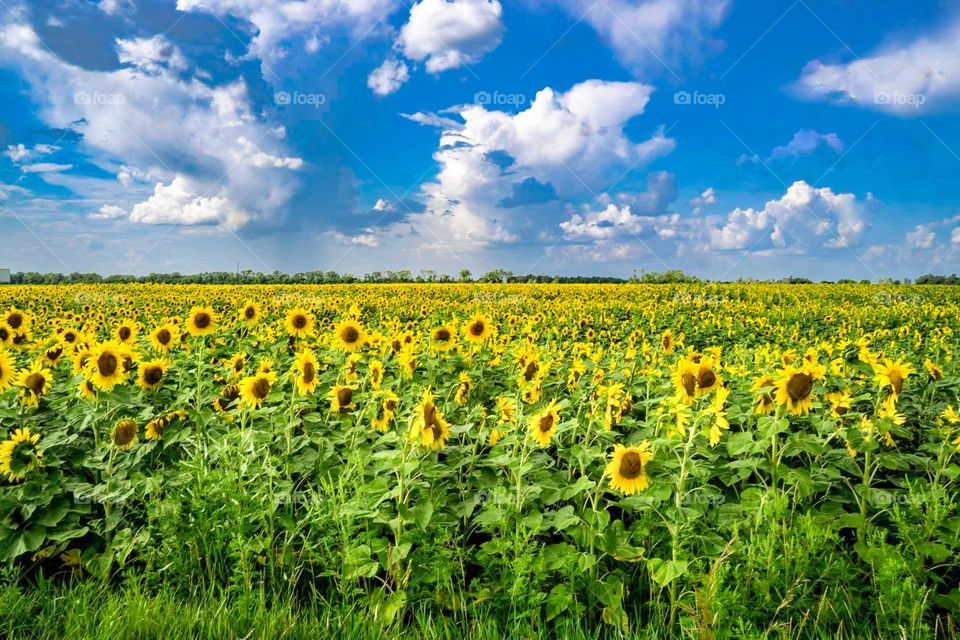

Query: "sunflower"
<box><xmin>372</xmin><ymin>390</ymin><xmax>399</xmax><ymax>433</ymax></box>
<box><xmin>114</xmin><ymin>320</ymin><xmax>139</xmax><ymax>344</ymax></box>
<box><xmin>0</xmin><ymin>427</ymin><xmax>43</xmax><ymax>482</ymax></box>
<box><xmin>430</xmin><ymin>324</ymin><xmax>456</xmax><ymax>351</ymax></box>
<box><xmin>528</xmin><ymin>401</ymin><xmax>560</xmax><ymax>447</ymax></box>
<box><xmin>489</xmin><ymin>428</ymin><xmax>505</xmax><ymax>446</ymax></box>
<box><xmin>750</xmin><ymin>376</ymin><xmax>776</xmax><ymax>415</ymax></box>
<box><xmin>86</xmin><ymin>341</ymin><xmax>128</xmax><ymax>390</ymax></box>
<box><xmin>333</xmin><ymin>320</ymin><xmax>365</xmax><ymax>351</ymax></box>
<box><xmin>774</xmin><ymin>361</ymin><xmax>826</xmax><ymax>416</ymax></box>
<box><xmin>214</xmin><ymin>384</ymin><xmax>240</xmax><ymax>413</ymax></box>
<box><xmin>186</xmin><ymin>306</ymin><xmax>217</xmax><ymax>337</ymax></box>
<box><xmin>409</xmin><ymin>388</ymin><xmax>451</xmax><ymax>450</ymax></box>
<box><xmin>112</xmin><ymin>419</ymin><xmax>138</xmax><ymax>450</ymax></box>
<box><xmin>226</xmin><ymin>353</ymin><xmax>247</xmax><ymax>380</ymax></box>
<box><xmin>605</xmin><ymin>441</ymin><xmax>652</xmax><ymax>495</ymax></box>
<box><xmin>924</xmin><ymin>359</ymin><xmax>943</xmax><ymax>381</ymax></box>
<box><xmin>497</xmin><ymin>397</ymin><xmax>516</xmax><ymax>425</ymax></box>
<box><xmin>0</xmin><ymin>321</ymin><xmax>13</xmax><ymax>348</ymax></box>
<box><xmin>330</xmin><ymin>384</ymin><xmax>356</xmax><ymax>413</ymax></box>
<box><xmin>463</xmin><ymin>314</ymin><xmax>491</xmax><ymax>344</ymax></box>
<box><xmin>17</xmin><ymin>362</ymin><xmax>52</xmax><ymax>407</ymax></box>
<box><xmin>454</xmin><ymin>372</ymin><xmax>471</xmax><ymax>405</ymax></box>
<box><xmin>824</xmin><ymin>391</ymin><xmax>852</xmax><ymax>419</ymax></box>
<box><xmin>137</xmin><ymin>359</ymin><xmax>170</xmax><ymax>391</ymax></box>
<box><xmin>873</xmin><ymin>358</ymin><xmax>914</xmax><ymax>396</ymax></box>
<box><xmin>692</xmin><ymin>355</ymin><xmax>722</xmax><ymax>396</ymax></box>
<box><xmin>238</xmin><ymin>371</ymin><xmax>277</xmax><ymax>409</ymax></box>
<box><xmin>285</xmin><ymin>308</ymin><xmax>314</xmax><ymax>338</ymax></box>
<box><xmin>4</xmin><ymin>307</ymin><xmax>29</xmax><ymax>334</ymax></box>
<box><xmin>146</xmin><ymin>410</ymin><xmax>187</xmax><ymax>441</ymax></box>
<box><xmin>672</xmin><ymin>357</ymin><xmax>698</xmax><ymax>404</ymax></box>
<box><xmin>661</xmin><ymin>329</ymin><xmax>676</xmax><ymax>354</ymax></box>
<box><xmin>0</xmin><ymin>351</ymin><xmax>15</xmax><ymax>393</ymax></box>
<box><xmin>239</xmin><ymin>301</ymin><xmax>261</xmax><ymax>325</ymax></box>
<box><xmin>149</xmin><ymin>323</ymin><xmax>180</xmax><ymax>353</ymax></box>
<box><xmin>292</xmin><ymin>350</ymin><xmax>320</xmax><ymax>395</ymax></box>
<box><xmin>362</xmin><ymin>360</ymin><xmax>381</xmax><ymax>391</ymax></box>
<box><xmin>77</xmin><ymin>379</ymin><xmax>97</xmax><ymax>402</ymax></box>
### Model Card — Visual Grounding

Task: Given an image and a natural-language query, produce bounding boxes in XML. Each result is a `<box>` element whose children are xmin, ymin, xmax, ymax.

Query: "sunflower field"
<box><xmin>0</xmin><ymin>283</ymin><xmax>958</xmax><ymax>638</ymax></box>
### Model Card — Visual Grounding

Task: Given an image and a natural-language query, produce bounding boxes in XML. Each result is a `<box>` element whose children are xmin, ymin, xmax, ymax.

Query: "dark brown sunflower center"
<box><xmin>470</xmin><ymin>321</ymin><xmax>485</xmax><ymax>336</ymax></box>
<box><xmin>114</xmin><ymin>421</ymin><xmax>136</xmax><ymax>446</ymax></box>
<box><xmin>25</xmin><ymin>373</ymin><xmax>46</xmax><ymax>396</ymax></box>
<box><xmin>889</xmin><ymin>371</ymin><xmax>903</xmax><ymax>394</ymax></box>
<box><xmin>46</xmin><ymin>346</ymin><xmax>62</xmax><ymax>361</ymax></box>
<box><xmin>118</xmin><ymin>326</ymin><xmax>131</xmax><ymax>341</ymax></box>
<box><xmin>157</xmin><ymin>329</ymin><xmax>171</xmax><ymax>345</ymax></box>
<box><xmin>193</xmin><ymin>313</ymin><xmax>211</xmax><ymax>329</ymax></box>
<box><xmin>523</xmin><ymin>361</ymin><xmax>539</xmax><ymax>382</ymax></box>
<box><xmin>244</xmin><ymin>306</ymin><xmax>256</xmax><ymax>319</ymax></box>
<box><xmin>337</xmin><ymin>387</ymin><xmax>353</xmax><ymax>406</ymax></box>
<box><xmin>222</xmin><ymin>385</ymin><xmax>239</xmax><ymax>401</ymax></box>
<box><xmin>7</xmin><ymin>313</ymin><xmax>23</xmax><ymax>329</ymax></box>
<box><xmin>341</xmin><ymin>326</ymin><xmax>360</xmax><ymax>344</ymax></box>
<box><xmin>292</xmin><ymin>314</ymin><xmax>307</xmax><ymax>329</ymax></box>
<box><xmin>697</xmin><ymin>369</ymin><xmax>716</xmax><ymax>389</ymax></box>
<box><xmin>618</xmin><ymin>451</ymin><xmax>644</xmax><ymax>479</ymax></box>
<box><xmin>0</xmin><ymin>327</ymin><xmax>9</xmax><ymax>341</ymax></box>
<box><xmin>384</xmin><ymin>399</ymin><xmax>397</xmax><ymax>412</ymax></box>
<box><xmin>662</xmin><ymin>335</ymin><xmax>672</xmax><ymax>350</ymax></box>
<box><xmin>63</xmin><ymin>332</ymin><xmax>76</xmax><ymax>343</ymax></box>
<box><xmin>435</xmin><ymin>328</ymin><xmax>451</xmax><ymax>342</ymax></box>
<box><xmin>97</xmin><ymin>352</ymin><xmax>118</xmax><ymax>377</ymax></box>
<box><xmin>538</xmin><ymin>413</ymin><xmax>555</xmax><ymax>433</ymax></box>
<box><xmin>835</xmin><ymin>405</ymin><xmax>849</xmax><ymax>416</ymax></box>
<box><xmin>252</xmin><ymin>377</ymin><xmax>271</xmax><ymax>399</ymax></box>
<box><xmin>681</xmin><ymin>372</ymin><xmax>696</xmax><ymax>397</ymax></box>
<box><xmin>423</xmin><ymin>403</ymin><xmax>437</xmax><ymax>427</ymax></box>
<box><xmin>143</xmin><ymin>366</ymin><xmax>163</xmax><ymax>385</ymax></box>
<box><xmin>786</xmin><ymin>373</ymin><xmax>813</xmax><ymax>402</ymax></box>
<box><xmin>302</xmin><ymin>362</ymin><xmax>315</xmax><ymax>384</ymax></box>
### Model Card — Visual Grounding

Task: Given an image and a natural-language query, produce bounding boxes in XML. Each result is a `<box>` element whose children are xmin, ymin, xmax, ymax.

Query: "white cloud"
<box><xmin>129</xmin><ymin>175</ymin><xmax>248</xmax><ymax>228</ymax></box>
<box><xmin>398</xmin><ymin>0</ymin><xmax>504</xmax><ymax>73</ymax></box>
<box><xmin>770</xmin><ymin>129</ymin><xmax>844</xmax><ymax>159</ymax></box>
<box><xmin>116</xmin><ymin>35</ymin><xmax>188</xmax><ymax>74</ymax></box>
<box><xmin>689</xmin><ymin>186</ymin><xmax>715</xmax><ymax>213</ymax></box>
<box><xmin>953</xmin><ymin>227</ymin><xmax>960</xmax><ymax>246</ymax></box>
<box><xmin>401</xmin><ymin>111</ymin><xmax>464</xmax><ymax>130</ymax></box>
<box><xmin>367</xmin><ymin>58</ymin><xmax>409</xmax><ymax>96</ymax></box>
<box><xmin>21</xmin><ymin>162</ymin><xmax>72</xmax><ymax>173</ymax></box>
<box><xmin>327</xmin><ymin>230</ymin><xmax>380</xmax><ymax>247</ymax></box>
<box><xmin>707</xmin><ymin>181</ymin><xmax>868</xmax><ymax>252</ymax></box>
<box><xmin>793</xmin><ymin>21</ymin><xmax>960</xmax><ymax>115</ymax></box>
<box><xmin>0</xmin><ymin>20</ymin><xmax>300</xmax><ymax>229</ymax></box>
<box><xmin>89</xmin><ymin>204</ymin><xmax>127</xmax><ymax>220</ymax></box>
<box><xmin>98</xmin><ymin>0</ymin><xmax>135</xmax><ymax>16</ymax></box>
<box><xmin>176</xmin><ymin>0</ymin><xmax>398</xmax><ymax>71</ymax></box>
<box><xmin>550</xmin><ymin>0</ymin><xmax>729</xmax><ymax>75</ymax></box>
<box><xmin>906</xmin><ymin>224</ymin><xmax>936</xmax><ymax>250</ymax></box>
<box><xmin>5</xmin><ymin>143</ymin><xmax>59</xmax><ymax>163</ymax></box>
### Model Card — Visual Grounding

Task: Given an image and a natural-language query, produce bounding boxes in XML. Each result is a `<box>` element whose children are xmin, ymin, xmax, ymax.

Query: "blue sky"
<box><xmin>0</xmin><ymin>0</ymin><xmax>958</xmax><ymax>280</ymax></box>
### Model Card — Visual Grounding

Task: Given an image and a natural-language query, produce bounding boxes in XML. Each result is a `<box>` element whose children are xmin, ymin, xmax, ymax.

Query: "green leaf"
<box><xmin>545</xmin><ymin>584</ymin><xmax>572</xmax><ymax>621</ymax></box>
<box><xmin>648</xmin><ymin>558</ymin><xmax>687</xmax><ymax>587</ymax></box>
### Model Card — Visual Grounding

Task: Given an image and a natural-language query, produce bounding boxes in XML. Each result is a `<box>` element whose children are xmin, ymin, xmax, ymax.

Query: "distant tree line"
<box><xmin>3</xmin><ymin>270</ymin><xmax>953</xmax><ymax>285</ymax></box>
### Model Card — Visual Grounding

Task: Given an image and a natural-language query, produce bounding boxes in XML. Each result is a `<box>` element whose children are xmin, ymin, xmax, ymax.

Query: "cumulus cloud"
<box><xmin>770</xmin><ymin>129</ymin><xmax>844</xmax><ymax>160</ymax></box>
<box><xmin>129</xmin><ymin>175</ymin><xmax>248</xmax><ymax>228</ymax></box>
<box><xmin>793</xmin><ymin>21</ymin><xmax>960</xmax><ymax>115</ymax></box>
<box><xmin>689</xmin><ymin>186</ymin><xmax>715</xmax><ymax>213</ymax></box>
<box><xmin>550</xmin><ymin>0</ymin><xmax>729</xmax><ymax>75</ymax></box>
<box><xmin>906</xmin><ymin>224</ymin><xmax>936</xmax><ymax>250</ymax></box>
<box><xmin>89</xmin><ymin>204</ymin><xmax>127</xmax><ymax>220</ymax></box>
<box><xmin>398</xmin><ymin>0</ymin><xmax>504</xmax><ymax>73</ymax></box>
<box><xmin>0</xmin><ymin>18</ymin><xmax>301</xmax><ymax>229</ymax></box>
<box><xmin>367</xmin><ymin>58</ymin><xmax>410</xmax><ymax>96</ymax></box>
<box><xmin>707</xmin><ymin>181</ymin><xmax>868</xmax><ymax>252</ymax></box>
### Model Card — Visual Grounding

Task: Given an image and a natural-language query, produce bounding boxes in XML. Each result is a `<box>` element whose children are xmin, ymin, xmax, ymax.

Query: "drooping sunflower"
<box><xmin>136</xmin><ymin>359</ymin><xmax>170</xmax><ymax>391</ymax></box>
<box><xmin>371</xmin><ymin>390</ymin><xmax>399</xmax><ymax>433</ymax></box>
<box><xmin>292</xmin><ymin>350</ymin><xmax>320</xmax><ymax>395</ymax></box>
<box><xmin>605</xmin><ymin>441</ymin><xmax>652</xmax><ymax>495</ymax></box>
<box><xmin>409</xmin><ymin>388</ymin><xmax>451</xmax><ymax>450</ymax></box>
<box><xmin>285</xmin><ymin>308</ymin><xmax>314</xmax><ymax>338</ymax></box>
<box><xmin>333</xmin><ymin>320</ymin><xmax>365</xmax><ymax>351</ymax></box>
<box><xmin>0</xmin><ymin>351</ymin><xmax>16</xmax><ymax>393</ymax></box>
<box><xmin>368</xmin><ymin>359</ymin><xmax>384</xmax><ymax>389</ymax></box>
<box><xmin>454</xmin><ymin>372</ymin><xmax>471</xmax><ymax>405</ymax></box>
<box><xmin>330</xmin><ymin>384</ymin><xmax>356</xmax><ymax>413</ymax></box>
<box><xmin>214</xmin><ymin>384</ymin><xmax>240</xmax><ymax>413</ymax></box>
<box><xmin>112</xmin><ymin>419</ymin><xmax>138</xmax><ymax>451</ymax></box>
<box><xmin>497</xmin><ymin>397</ymin><xmax>516</xmax><ymax>425</ymax></box>
<box><xmin>238</xmin><ymin>371</ymin><xmax>277</xmax><ymax>409</ymax></box>
<box><xmin>824</xmin><ymin>391</ymin><xmax>852</xmax><ymax>419</ymax></box>
<box><xmin>750</xmin><ymin>376</ymin><xmax>776</xmax><ymax>415</ymax></box>
<box><xmin>186</xmin><ymin>306</ymin><xmax>217</xmax><ymax>337</ymax></box>
<box><xmin>430</xmin><ymin>324</ymin><xmax>456</xmax><ymax>351</ymax></box>
<box><xmin>528</xmin><ymin>401</ymin><xmax>560</xmax><ymax>447</ymax></box>
<box><xmin>872</xmin><ymin>358</ymin><xmax>914</xmax><ymax>396</ymax></box>
<box><xmin>226</xmin><ymin>353</ymin><xmax>246</xmax><ymax>379</ymax></box>
<box><xmin>0</xmin><ymin>427</ymin><xmax>43</xmax><ymax>482</ymax></box>
<box><xmin>239</xmin><ymin>301</ymin><xmax>261</xmax><ymax>325</ymax></box>
<box><xmin>924</xmin><ymin>359</ymin><xmax>944</xmax><ymax>381</ymax></box>
<box><xmin>86</xmin><ymin>341</ymin><xmax>128</xmax><ymax>390</ymax></box>
<box><xmin>463</xmin><ymin>314</ymin><xmax>491</xmax><ymax>344</ymax></box>
<box><xmin>774</xmin><ymin>361</ymin><xmax>826</xmax><ymax>416</ymax></box>
<box><xmin>77</xmin><ymin>379</ymin><xmax>97</xmax><ymax>402</ymax></box>
<box><xmin>149</xmin><ymin>323</ymin><xmax>180</xmax><ymax>353</ymax></box>
<box><xmin>661</xmin><ymin>329</ymin><xmax>676</xmax><ymax>354</ymax></box>
<box><xmin>17</xmin><ymin>362</ymin><xmax>52</xmax><ymax>407</ymax></box>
